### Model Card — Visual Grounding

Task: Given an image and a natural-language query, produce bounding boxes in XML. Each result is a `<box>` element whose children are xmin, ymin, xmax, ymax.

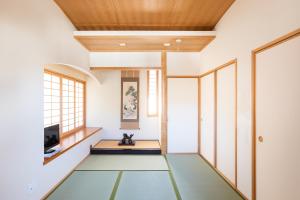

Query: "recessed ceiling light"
<box><xmin>176</xmin><ymin>39</ymin><xmax>182</xmax><ymax>43</ymax></box>
<box><xmin>119</xmin><ymin>43</ymin><xmax>126</xmax><ymax>47</ymax></box>
<box><xmin>163</xmin><ymin>43</ymin><xmax>171</xmax><ymax>47</ymax></box>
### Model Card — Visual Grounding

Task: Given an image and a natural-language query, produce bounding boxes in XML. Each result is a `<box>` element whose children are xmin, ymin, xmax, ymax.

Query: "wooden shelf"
<box><xmin>43</xmin><ymin>127</ymin><xmax>102</xmax><ymax>165</ymax></box>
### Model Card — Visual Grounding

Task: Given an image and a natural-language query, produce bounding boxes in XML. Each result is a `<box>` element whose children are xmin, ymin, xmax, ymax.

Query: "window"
<box><xmin>44</xmin><ymin>70</ymin><xmax>85</xmax><ymax>135</ymax></box>
<box><xmin>44</xmin><ymin>73</ymin><xmax>61</xmax><ymax>127</ymax></box>
<box><xmin>147</xmin><ymin>70</ymin><xmax>159</xmax><ymax>116</ymax></box>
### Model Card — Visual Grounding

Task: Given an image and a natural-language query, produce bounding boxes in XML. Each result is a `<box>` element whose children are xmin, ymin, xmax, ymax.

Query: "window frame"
<box><xmin>147</xmin><ymin>69</ymin><xmax>159</xmax><ymax>117</ymax></box>
<box><xmin>44</xmin><ymin>69</ymin><xmax>86</xmax><ymax>137</ymax></box>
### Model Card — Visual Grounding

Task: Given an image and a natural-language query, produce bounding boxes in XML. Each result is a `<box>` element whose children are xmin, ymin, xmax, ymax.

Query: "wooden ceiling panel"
<box><xmin>74</xmin><ymin>35</ymin><xmax>216</xmax><ymax>52</ymax></box>
<box><xmin>54</xmin><ymin>0</ymin><xmax>235</xmax><ymax>31</ymax></box>
<box><xmin>55</xmin><ymin>0</ymin><xmax>118</xmax><ymax>27</ymax></box>
<box><xmin>112</xmin><ymin>0</ymin><xmax>175</xmax><ymax>25</ymax></box>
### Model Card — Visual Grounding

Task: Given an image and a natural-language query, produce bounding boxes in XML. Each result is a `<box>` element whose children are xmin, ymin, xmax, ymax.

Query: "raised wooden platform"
<box><xmin>90</xmin><ymin>140</ymin><xmax>161</xmax><ymax>155</ymax></box>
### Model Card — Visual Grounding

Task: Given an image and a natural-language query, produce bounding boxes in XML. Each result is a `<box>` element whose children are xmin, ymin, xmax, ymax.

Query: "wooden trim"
<box><xmin>119</xmin><ymin>127</ymin><xmax>140</xmax><ymax>130</ymax></box>
<box><xmin>167</xmin><ymin>75</ymin><xmax>199</xmax><ymax>78</ymax></box>
<box><xmin>199</xmin><ymin>70</ymin><xmax>214</xmax><ymax>78</ymax></box>
<box><xmin>253</xmin><ymin>28</ymin><xmax>300</xmax><ymax>54</ymax></box>
<box><xmin>199</xmin><ymin>59</ymin><xmax>237</xmax><ymax>78</ymax></box>
<box><xmin>90</xmin><ymin>66</ymin><xmax>161</xmax><ymax>71</ymax></box>
<box><xmin>83</xmin><ymin>49</ymin><xmax>212</xmax><ymax>52</ymax></box>
<box><xmin>213</xmin><ymin>71</ymin><xmax>218</xmax><ymax>168</ymax></box>
<box><xmin>41</xmin><ymin>154</ymin><xmax>91</xmax><ymax>199</ymax></box>
<box><xmin>161</xmin><ymin>50</ymin><xmax>168</xmax><ymax>154</ymax></box>
<box><xmin>199</xmin><ymin>154</ymin><xmax>248</xmax><ymax>200</ymax></box>
<box><xmin>234</xmin><ymin>60</ymin><xmax>238</xmax><ymax>187</ymax></box>
<box><xmin>198</xmin><ymin>77</ymin><xmax>201</xmax><ymax>155</ymax></box>
<box><xmin>43</xmin><ymin>127</ymin><xmax>102</xmax><ymax>165</ymax></box>
<box><xmin>251</xmin><ymin>49</ymin><xmax>257</xmax><ymax>200</ymax></box>
<box><xmin>251</xmin><ymin>28</ymin><xmax>300</xmax><ymax>200</ymax></box>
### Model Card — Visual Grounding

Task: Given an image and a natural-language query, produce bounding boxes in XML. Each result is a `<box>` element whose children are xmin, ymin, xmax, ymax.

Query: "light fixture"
<box><xmin>119</xmin><ymin>43</ymin><xmax>126</xmax><ymax>47</ymax></box>
<box><xmin>163</xmin><ymin>43</ymin><xmax>171</xmax><ymax>47</ymax></box>
<box><xmin>176</xmin><ymin>39</ymin><xmax>182</xmax><ymax>43</ymax></box>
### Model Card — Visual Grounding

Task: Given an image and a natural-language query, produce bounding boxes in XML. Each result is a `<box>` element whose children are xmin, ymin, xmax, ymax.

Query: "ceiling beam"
<box><xmin>90</xmin><ymin>66</ymin><xmax>161</xmax><ymax>71</ymax></box>
<box><xmin>161</xmin><ymin>50</ymin><xmax>167</xmax><ymax>155</ymax></box>
<box><xmin>74</xmin><ymin>31</ymin><xmax>216</xmax><ymax>52</ymax></box>
<box><xmin>74</xmin><ymin>31</ymin><xmax>216</xmax><ymax>37</ymax></box>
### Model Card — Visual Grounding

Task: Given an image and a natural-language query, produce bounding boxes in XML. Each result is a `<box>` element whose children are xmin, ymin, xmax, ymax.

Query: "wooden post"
<box><xmin>161</xmin><ymin>50</ymin><xmax>168</xmax><ymax>154</ymax></box>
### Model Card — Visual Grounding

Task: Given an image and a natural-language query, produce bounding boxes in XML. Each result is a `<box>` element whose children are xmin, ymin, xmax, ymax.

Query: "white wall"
<box><xmin>0</xmin><ymin>0</ymin><xmax>99</xmax><ymax>199</ymax></box>
<box><xmin>90</xmin><ymin>52</ymin><xmax>202</xmax><ymax>75</ymax></box>
<box><xmin>199</xmin><ymin>0</ymin><xmax>300</xmax><ymax>198</ymax></box>
<box><xmin>88</xmin><ymin>51</ymin><xmax>202</xmax><ymax>141</ymax></box>
<box><xmin>90</xmin><ymin>52</ymin><xmax>161</xmax><ymax>67</ymax></box>
<box><xmin>86</xmin><ymin>70</ymin><xmax>160</xmax><ymax>140</ymax></box>
<box><xmin>167</xmin><ymin>52</ymin><xmax>202</xmax><ymax>75</ymax></box>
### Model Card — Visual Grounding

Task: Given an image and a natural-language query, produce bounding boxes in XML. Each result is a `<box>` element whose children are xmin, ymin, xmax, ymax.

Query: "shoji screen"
<box><xmin>168</xmin><ymin>78</ymin><xmax>198</xmax><ymax>153</ymax></box>
<box><xmin>200</xmin><ymin>73</ymin><xmax>215</xmax><ymax>165</ymax></box>
<box><xmin>216</xmin><ymin>64</ymin><xmax>236</xmax><ymax>184</ymax></box>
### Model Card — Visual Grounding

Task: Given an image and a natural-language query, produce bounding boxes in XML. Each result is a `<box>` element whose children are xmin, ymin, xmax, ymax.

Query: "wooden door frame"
<box><xmin>167</xmin><ymin>76</ymin><xmax>200</xmax><ymax>154</ymax></box>
<box><xmin>161</xmin><ymin>51</ymin><xmax>168</xmax><ymax>154</ymax></box>
<box><xmin>251</xmin><ymin>28</ymin><xmax>300</xmax><ymax>200</ymax></box>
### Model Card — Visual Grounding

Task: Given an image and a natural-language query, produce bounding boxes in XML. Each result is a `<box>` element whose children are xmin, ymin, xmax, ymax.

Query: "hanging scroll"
<box><xmin>121</xmin><ymin>70</ymin><xmax>140</xmax><ymax>129</ymax></box>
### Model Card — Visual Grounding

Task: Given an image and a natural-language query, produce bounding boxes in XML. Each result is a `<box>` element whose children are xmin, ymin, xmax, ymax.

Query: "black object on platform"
<box><xmin>119</xmin><ymin>133</ymin><xmax>135</xmax><ymax>146</ymax></box>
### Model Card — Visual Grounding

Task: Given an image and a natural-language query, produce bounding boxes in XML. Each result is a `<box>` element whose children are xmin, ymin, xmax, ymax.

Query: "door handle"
<box><xmin>258</xmin><ymin>136</ymin><xmax>264</xmax><ymax>143</ymax></box>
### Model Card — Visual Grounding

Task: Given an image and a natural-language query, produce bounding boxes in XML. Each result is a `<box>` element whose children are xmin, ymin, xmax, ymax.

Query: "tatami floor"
<box><xmin>46</xmin><ymin>155</ymin><xmax>244</xmax><ymax>200</ymax></box>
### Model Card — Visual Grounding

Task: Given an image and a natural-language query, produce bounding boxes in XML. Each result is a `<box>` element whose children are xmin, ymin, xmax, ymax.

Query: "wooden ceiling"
<box><xmin>74</xmin><ymin>34</ymin><xmax>215</xmax><ymax>52</ymax></box>
<box><xmin>54</xmin><ymin>0</ymin><xmax>235</xmax><ymax>31</ymax></box>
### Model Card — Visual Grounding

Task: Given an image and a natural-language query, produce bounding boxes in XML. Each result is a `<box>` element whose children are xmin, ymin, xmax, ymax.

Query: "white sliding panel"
<box><xmin>200</xmin><ymin>73</ymin><xmax>215</xmax><ymax>165</ymax></box>
<box><xmin>256</xmin><ymin>35</ymin><xmax>300</xmax><ymax>200</ymax></box>
<box><xmin>216</xmin><ymin>64</ymin><xmax>236</xmax><ymax>184</ymax></box>
<box><xmin>168</xmin><ymin>78</ymin><xmax>198</xmax><ymax>153</ymax></box>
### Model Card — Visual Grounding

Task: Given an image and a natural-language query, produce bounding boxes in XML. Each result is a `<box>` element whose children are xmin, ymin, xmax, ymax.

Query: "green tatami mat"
<box><xmin>166</xmin><ymin>154</ymin><xmax>244</xmax><ymax>200</ymax></box>
<box><xmin>76</xmin><ymin>155</ymin><xmax>169</xmax><ymax>171</ymax></box>
<box><xmin>46</xmin><ymin>171</ymin><xmax>118</xmax><ymax>200</ymax></box>
<box><xmin>115</xmin><ymin>171</ymin><xmax>177</xmax><ymax>200</ymax></box>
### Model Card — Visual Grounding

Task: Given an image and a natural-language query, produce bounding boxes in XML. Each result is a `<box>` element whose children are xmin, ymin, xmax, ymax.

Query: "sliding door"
<box><xmin>168</xmin><ymin>78</ymin><xmax>198</xmax><ymax>153</ymax></box>
<box><xmin>255</xmin><ymin>34</ymin><xmax>300</xmax><ymax>200</ymax></box>
<box><xmin>216</xmin><ymin>64</ymin><xmax>236</xmax><ymax>184</ymax></box>
<box><xmin>200</xmin><ymin>73</ymin><xmax>215</xmax><ymax>165</ymax></box>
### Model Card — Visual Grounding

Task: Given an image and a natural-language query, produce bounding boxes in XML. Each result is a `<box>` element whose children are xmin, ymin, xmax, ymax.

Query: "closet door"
<box><xmin>168</xmin><ymin>78</ymin><xmax>198</xmax><ymax>153</ymax></box>
<box><xmin>216</xmin><ymin>64</ymin><xmax>236</xmax><ymax>184</ymax></box>
<box><xmin>200</xmin><ymin>73</ymin><xmax>215</xmax><ymax>165</ymax></box>
<box><xmin>256</xmin><ymin>35</ymin><xmax>300</xmax><ymax>200</ymax></box>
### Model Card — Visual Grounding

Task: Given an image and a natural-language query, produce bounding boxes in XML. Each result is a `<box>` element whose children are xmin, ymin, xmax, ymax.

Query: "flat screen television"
<box><xmin>44</xmin><ymin>124</ymin><xmax>60</xmax><ymax>154</ymax></box>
